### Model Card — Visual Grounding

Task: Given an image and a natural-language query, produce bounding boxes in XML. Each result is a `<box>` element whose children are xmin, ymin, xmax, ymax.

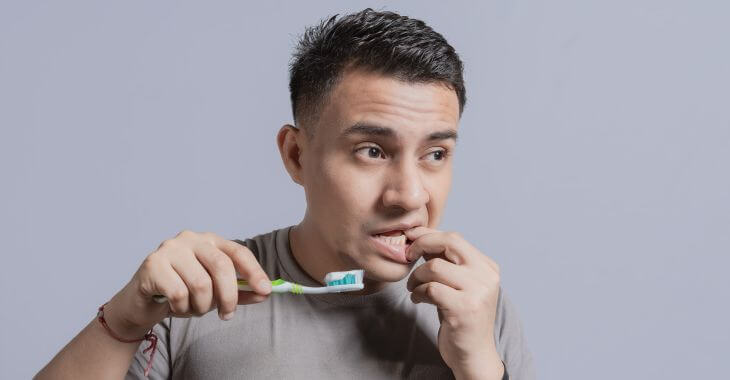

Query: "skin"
<box><xmin>36</xmin><ymin>68</ymin><xmax>503</xmax><ymax>380</ymax></box>
<box><xmin>281</xmin><ymin>68</ymin><xmax>458</xmax><ymax>290</ymax></box>
<box><xmin>280</xmin><ymin>68</ymin><xmax>504</xmax><ymax>379</ymax></box>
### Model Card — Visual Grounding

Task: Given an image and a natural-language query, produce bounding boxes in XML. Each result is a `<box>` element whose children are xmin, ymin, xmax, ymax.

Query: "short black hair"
<box><xmin>289</xmin><ymin>8</ymin><xmax>466</xmax><ymax>131</ymax></box>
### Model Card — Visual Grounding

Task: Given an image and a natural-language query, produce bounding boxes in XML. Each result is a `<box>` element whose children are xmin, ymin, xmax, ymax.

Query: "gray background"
<box><xmin>1</xmin><ymin>1</ymin><xmax>728</xmax><ymax>379</ymax></box>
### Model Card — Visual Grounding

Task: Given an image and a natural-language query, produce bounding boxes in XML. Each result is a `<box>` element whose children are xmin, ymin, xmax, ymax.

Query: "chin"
<box><xmin>364</xmin><ymin>266</ymin><xmax>412</xmax><ymax>283</ymax></box>
<box><xmin>355</xmin><ymin>252</ymin><xmax>414</xmax><ymax>283</ymax></box>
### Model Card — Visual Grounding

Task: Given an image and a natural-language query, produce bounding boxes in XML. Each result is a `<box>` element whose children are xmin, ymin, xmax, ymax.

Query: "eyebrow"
<box><xmin>341</xmin><ymin>122</ymin><xmax>458</xmax><ymax>142</ymax></box>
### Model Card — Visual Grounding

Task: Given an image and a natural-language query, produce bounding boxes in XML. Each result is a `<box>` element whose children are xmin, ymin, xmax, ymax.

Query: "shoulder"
<box><xmin>230</xmin><ymin>225</ymin><xmax>294</xmax><ymax>275</ymax></box>
<box><xmin>231</xmin><ymin>226</ymin><xmax>288</xmax><ymax>258</ymax></box>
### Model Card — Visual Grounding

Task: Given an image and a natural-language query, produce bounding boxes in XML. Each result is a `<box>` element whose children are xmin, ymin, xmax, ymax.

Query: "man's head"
<box><xmin>289</xmin><ymin>8</ymin><xmax>466</xmax><ymax>133</ymax></box>
<box><xmin>278</xmin><ymin>8</ymin><xmax>466</xmax><ymax>284</ymax></box>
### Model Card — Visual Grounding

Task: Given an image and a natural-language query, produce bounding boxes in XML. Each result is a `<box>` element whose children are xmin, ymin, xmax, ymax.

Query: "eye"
<box><xmin>424</xmin><ymin>148</ymin><xmax>449</xmax><ymax>162</ymax></box>
<box><xmin>355</xmin><ymin>145</ymin><xmax>386</xmax><ymax>160</ymax></box>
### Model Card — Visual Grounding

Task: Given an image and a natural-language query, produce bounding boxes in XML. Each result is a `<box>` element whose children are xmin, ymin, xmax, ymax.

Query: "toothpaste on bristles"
<box><xmin>325</xmin><ymin>269</ymin><xmax>364</xmax><ymax>287</ymax></box>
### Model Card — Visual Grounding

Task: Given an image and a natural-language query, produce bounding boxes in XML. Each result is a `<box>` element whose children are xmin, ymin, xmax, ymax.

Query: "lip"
<box><xmin>370</xmin><ymin>222</ymin><xmax>422</xmax><ymax>236</ymax></box>
<box><xmin>369</xmin><ymin>235</ymin><xmax>412</xmax><ymax>264</ymax></box>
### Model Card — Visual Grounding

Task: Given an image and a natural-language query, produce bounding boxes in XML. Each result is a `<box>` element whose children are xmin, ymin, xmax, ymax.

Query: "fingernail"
<box><xmin>258</xmin><ymin>279</ymin><xmax>271</xmax><ymax>292</ymax></box>
<box><xmin>221</xmin><ymin>311</ymin><xmax>234</xmax><ymax>321</ymax></box>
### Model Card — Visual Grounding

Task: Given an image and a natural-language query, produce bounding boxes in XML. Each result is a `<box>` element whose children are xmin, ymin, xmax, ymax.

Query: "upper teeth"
<box><xmin>375</xmin><ymin>233</ymin><xmax>406</xmax><ymax>245</ymax></box>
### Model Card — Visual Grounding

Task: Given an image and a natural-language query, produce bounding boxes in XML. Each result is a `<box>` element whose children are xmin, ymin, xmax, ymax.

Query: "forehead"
<box><xmin>317</xmin><ymin>69</ymin><xmax>460</xmax><ymax>139</ymax></box>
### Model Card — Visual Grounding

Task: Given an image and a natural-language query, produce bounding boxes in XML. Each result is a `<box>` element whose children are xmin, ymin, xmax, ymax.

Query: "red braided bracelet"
<box><xmin>97</xmin><ymin>302</ymin><xmax>158</xmax><ymax>377</ymax></box>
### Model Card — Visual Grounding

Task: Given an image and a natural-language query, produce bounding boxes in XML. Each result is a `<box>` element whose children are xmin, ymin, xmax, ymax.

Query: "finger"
<box><xmin>410</xmin><ymin>281</ymin><xmax>461</xmax><ymax>310</ymax></box>
<box><xmin>406</xmin><ymin>257</ymin><xmax>469</xmax><ymax>292</ymax></box>
<box><xmin>406</xmin><ymin>227</ymin><xmax>500</xmax><ymax>274</ymax></box>
<box><xmin>404</xmin><ymin>226</ymin><xmax>442</xmax><ymax>262</ymax></box>
<box><xmin>237</xmin><ymin>291</ymin><xmax>270</xmax><ymax>305</ymax></box>
<box><xmin>147</xmin><ymin>258</ymin><xmax>190</xmax><ymax>315</ymax></box>
<box><xmin>218</xmin><ymin>239</ymin><xmax>272</xmax><ymax>295</ymax></box>
<box><xmin>405</xmin><ymin>230</ymin><xmax>471</xmax><ymax>265</ymax></box>
<box><xmin>404</xmin><ymin>226</ymin><xmax>438</xmax><ymax>241</ymax></box>
<box><xmin>194</xmin><ymin>243</ymin><xmax>239</xmax><ymax>319</ymax></box>
<box><xmin>169</xmin><ymin>250</ymin><xmax>215</xmax><ymax>316</ymax></box>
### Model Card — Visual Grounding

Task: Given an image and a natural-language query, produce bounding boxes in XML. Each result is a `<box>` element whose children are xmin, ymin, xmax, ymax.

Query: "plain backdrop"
<box><xmin>1</xmin><ymin>1</ymin><xmax>728</xmax><ymax>379</ymax></box>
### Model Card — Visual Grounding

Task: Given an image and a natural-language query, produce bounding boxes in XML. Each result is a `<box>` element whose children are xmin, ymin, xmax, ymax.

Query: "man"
<box><xmin>36</xmin><ymin>8</ymin><xmax>534</xmax><ymax>380</ymax></box>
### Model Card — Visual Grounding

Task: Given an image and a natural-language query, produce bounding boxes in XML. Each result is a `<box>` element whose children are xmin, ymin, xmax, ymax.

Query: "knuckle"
<box><xmin>141</xmin><ymin>254</ymin><xmax>158</xmax><ymax>270</ymax></box>
<box><xmin>170</xmin><ymin>287</ymin><xmax>188</xmax><ymax>302</ymax></box>
<box><xmin>177</xmin><ymin>229</ymin><xmax>195</xmax><ymax>238</ymax></box>
<box><xmin>158</xmin><ymin>239</ymin><xmax>176</xmax><ymax>250</ymax></box>
<box><xmin>212</xmin><ymin>253</ymin><xmax>233</xmax><ymax>270</ymax></box>
<box><xmin>194</xmin><ymin>240</ymin><xmax>215</xmax><ymax>251</ymax></box>
<box><xmin>428</xmin><ymin>258</ymin><xmax>445</xmax><ymax>273</ymax></box>
<box><xmin>190</xmin><ymin>275</ymin><xmax>212</xmax><ymax>293</ymax></box>
<box><xmin>425</xmin><ymin>283</ymin><xmax>438</xmax><ymax>299</ymax></box>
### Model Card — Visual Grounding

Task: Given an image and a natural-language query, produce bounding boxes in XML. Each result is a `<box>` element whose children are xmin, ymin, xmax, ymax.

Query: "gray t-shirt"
<box><xmin>127</xmin><ymin>225</ymin><xmax>535</xmax><ymax>379</ymax></box>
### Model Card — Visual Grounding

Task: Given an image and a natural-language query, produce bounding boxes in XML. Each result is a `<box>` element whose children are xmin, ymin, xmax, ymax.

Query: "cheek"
<box><xmin>424</xmin><ymin>169</ymin><xmax>452</xmax><ymax>226</ymax></box>
<box><xmin>322</xmin><ymin>160</ymin><xmax>379</xmax><ymax>210</ymax></box>
<box><xmin>307</xmin><ymin>155</ymin><xmax>381</xmax><ymax>221</ymax></box>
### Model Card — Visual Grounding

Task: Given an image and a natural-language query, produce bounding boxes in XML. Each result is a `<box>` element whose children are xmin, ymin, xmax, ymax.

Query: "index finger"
<box><xmin>404</xmin><ymin>227</ymin><xmax>472</xmax><ymax>265</ymax></box>
<box><xmin>217</xmin><ymin>239</ymin><xmax>272</xmax><ymax>296</ymax></box>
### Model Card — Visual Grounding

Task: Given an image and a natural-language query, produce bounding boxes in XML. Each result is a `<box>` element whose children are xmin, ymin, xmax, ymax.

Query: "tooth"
<box><xmin>377</xmin><ymin>234</ymin><xmax>406</xmax><ymax>245</ymax></box>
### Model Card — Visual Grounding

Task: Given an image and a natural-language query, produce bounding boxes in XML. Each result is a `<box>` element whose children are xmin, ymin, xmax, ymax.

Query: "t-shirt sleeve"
<box><xmin>125</xmin><ymin>317</ymin><xmax>172</xmax><ymax>380</ymax></box>
<box><xmin>495</xmin><ymin>286</ymin><xmax>536</xmax><ymax>380</ymax></box>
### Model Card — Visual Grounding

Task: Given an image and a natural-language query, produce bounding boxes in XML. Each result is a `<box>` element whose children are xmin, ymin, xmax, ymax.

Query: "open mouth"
<box><xmin>369</xmin><ymin>230</ymin><xmax>413</xmax><ymax>263</ymax></box>
<box><xmin>372</xmin><ymin>230</ymin><xmax>411</xmax><ymax>245</ymax></box>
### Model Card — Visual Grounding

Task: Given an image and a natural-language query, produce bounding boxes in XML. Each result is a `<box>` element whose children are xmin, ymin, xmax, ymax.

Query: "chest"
<box><xmin>170</xmin><ymin>297</ymin><xmax>454</xmax><ymax>379</ymax></box>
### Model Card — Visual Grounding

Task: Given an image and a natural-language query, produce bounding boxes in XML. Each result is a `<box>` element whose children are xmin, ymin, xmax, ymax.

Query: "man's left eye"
<box><xmin>425</xmin><ymin>149</ymin><xmax>448</xmax><ymax>161</ymax></box>
<box><xmin>355</xmin><ymin>145</ymin><xmax>386</xmax><ymax>160</ymax></box>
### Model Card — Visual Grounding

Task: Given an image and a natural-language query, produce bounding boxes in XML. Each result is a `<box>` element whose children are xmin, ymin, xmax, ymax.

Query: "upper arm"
<box><xmin>494</xmin><ymin>286</ymin><xmax>536</xmax><ymax>380</ymax></box>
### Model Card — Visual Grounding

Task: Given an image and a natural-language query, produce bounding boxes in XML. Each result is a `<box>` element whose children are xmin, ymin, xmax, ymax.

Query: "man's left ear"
<box><xmin>277</xmin><ymin>124</ymin><xmax>305</xmax><ymax>185</ymax></box>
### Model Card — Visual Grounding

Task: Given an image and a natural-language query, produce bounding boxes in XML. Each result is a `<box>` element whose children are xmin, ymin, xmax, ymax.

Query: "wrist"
<box><xmin>97</xmin><ymin>294</ymin><xmax>163</xmax><ymax>377</ymax></box>
<box><xmin>101</xmin><ymin>293</ymin><xmax>159</xmax><ymax>339</ymax></box>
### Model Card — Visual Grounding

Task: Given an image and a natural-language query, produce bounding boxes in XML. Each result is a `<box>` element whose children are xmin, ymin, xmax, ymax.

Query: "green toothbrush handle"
<box><xmin>238</xmin><ymin>278</ymin><xmax>294</xmax><ymax>293</ymax></box>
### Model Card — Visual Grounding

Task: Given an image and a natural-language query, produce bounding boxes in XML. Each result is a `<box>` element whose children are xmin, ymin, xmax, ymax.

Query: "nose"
<box><xmin>381</xmin><ymin>160</ymin><xmax>430</xmax><ymax>212</ymax></box>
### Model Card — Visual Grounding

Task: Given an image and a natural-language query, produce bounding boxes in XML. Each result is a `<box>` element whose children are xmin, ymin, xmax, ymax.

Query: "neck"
<box><xmin>289</xmin><ymin>219</ymin><xmax>389</xmax><ymax>295</ymax></box>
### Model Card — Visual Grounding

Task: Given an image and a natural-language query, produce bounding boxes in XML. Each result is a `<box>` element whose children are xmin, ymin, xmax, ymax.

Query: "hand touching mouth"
<box><xmin>369</xmin><ymin>224</ymin><xmax>419</xmax><ymax>264</ymax></box>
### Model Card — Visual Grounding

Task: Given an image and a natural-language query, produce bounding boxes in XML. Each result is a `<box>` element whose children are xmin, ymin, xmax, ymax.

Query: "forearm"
<box><xmin>35</xmin><ymin>297</ymin><xmax>154</xmax><ymax>380</ymax></box>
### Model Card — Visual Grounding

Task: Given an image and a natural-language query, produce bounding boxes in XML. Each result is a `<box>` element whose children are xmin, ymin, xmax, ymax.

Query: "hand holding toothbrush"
<box><xmin>102</xmin><ymin>230</ymin><xmax>273</xmax><ymax>339</ymax></box>
<box><xmin>404</xmin><ymin>227</ymin><xmax>505</xmax><ymax>380</ymax></box>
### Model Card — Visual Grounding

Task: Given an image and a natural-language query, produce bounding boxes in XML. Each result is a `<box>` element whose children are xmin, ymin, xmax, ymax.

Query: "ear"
<box><xmin>277</xmin><ymin>124</ymin><xmax>305</xmax><ymax>185</ymax></box>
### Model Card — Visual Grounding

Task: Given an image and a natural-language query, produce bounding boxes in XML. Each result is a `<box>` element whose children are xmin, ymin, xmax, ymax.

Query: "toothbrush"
<box><xmin>152</xmin><ymin>269</ymin><xmax>364</xmax><ymax>303</ymax></box>
<box><xmin>238</xmin><ymin>269</ymin><xmax>364</xmax><ymax>294</ymax></box>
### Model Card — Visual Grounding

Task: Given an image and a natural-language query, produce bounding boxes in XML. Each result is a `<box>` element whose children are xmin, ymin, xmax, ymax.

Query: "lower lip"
<box><xmin>369</xmin><ymin>235</ymin><xmax>411</xmax><ymax>264</ymax></box>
